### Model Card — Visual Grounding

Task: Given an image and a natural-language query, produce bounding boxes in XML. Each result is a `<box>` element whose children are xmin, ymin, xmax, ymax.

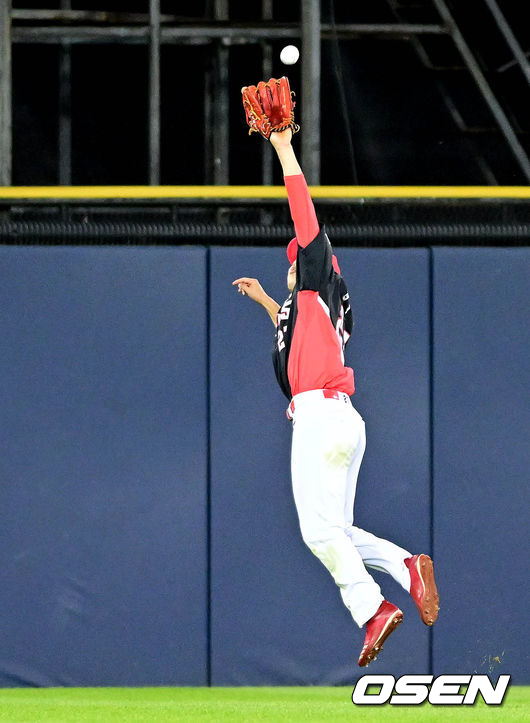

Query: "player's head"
<box><xmin>286</xmin><ymin>235</ymin><xmax>342</xmax><ymax>291</ymax></box>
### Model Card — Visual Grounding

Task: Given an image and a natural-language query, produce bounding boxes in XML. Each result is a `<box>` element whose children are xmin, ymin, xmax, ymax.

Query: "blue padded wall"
<box><xmin>432</xmin><ymin>248</ymin><xmax>530</xmax><ymax>683</ymax></box>
<box><xmin>2</xmin><ymin>243</ymin><xmax>527</xmax><ymax>687</ymax></box>
<box><xmin>0</xmin><ymin>247</ymin><xmax>208</xmax><ymax>686</ymax></box>
<box><xmin>210</xmin><ymin>247</ymin><xmax>431</xmax><ymax>685</ymax></box>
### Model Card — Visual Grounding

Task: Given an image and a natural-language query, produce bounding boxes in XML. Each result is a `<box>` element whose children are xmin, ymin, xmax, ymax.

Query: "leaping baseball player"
<box><xmin>233</xmin><ymin>78</ymin><xmax>439</xmax><ymax>667</ymax></box>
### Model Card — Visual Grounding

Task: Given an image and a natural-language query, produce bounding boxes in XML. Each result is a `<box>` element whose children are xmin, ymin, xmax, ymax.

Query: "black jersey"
<box><xmin>272</xmin><ymin>227</ymin><xmax>354</xmax><ymax>401</ymax></box>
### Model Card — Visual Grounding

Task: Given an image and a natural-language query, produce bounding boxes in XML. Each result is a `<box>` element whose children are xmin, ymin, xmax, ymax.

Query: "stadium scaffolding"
<box><xmin>1</xmin><ymin>1</ymin><xmax>529</xmax><ymax>186</ymax></box>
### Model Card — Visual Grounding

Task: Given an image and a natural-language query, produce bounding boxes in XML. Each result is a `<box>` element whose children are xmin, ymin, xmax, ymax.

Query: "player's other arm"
<box><xmin>270</xmin><ymin>129</ymin><xmax>319</xmax><ymax>248</ymax></box>
<box><xmin>232</xmin><ymin>277</ymin><xmax>280</xmax><ymax>325</ymax></box>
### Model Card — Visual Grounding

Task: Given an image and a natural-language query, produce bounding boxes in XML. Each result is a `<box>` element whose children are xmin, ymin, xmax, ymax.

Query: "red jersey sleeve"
<box><xmin>284</xmin><ymin>173</ymin><xmax>319</xmax><ymax>247</ymax></box>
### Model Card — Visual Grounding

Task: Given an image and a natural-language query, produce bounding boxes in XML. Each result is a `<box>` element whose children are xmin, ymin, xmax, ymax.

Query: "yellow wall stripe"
<box><xmin>0</xmin><ymin>185</ymin><xmax>529</xmax><ymax>200</ymax></box>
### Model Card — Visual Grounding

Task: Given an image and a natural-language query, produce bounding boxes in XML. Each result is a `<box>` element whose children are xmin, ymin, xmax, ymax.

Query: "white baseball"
<box><xmin>280</xmin><ymin>45</ymin><xmax>299</xmax><ymax>65</ymax></box>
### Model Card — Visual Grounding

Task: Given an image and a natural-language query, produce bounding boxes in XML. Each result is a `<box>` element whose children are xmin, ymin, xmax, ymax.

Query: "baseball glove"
<box><xmin>241</xmin><ymin>76</ymin><xmax>300</xmax><ymax>140</ymax></box>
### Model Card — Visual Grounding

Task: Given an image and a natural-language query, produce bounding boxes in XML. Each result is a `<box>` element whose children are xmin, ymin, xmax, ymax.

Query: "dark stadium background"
<box><xmin>9</xmin><ymin>0</ymin><xmax>530</xmax><ymax>186</ymax></box>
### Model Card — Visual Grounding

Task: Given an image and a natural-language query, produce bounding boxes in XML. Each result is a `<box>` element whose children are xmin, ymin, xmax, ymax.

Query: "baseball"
<box><xmin>280</xmin><ymin>45</ymin><xmax>299</xmax><ymax>65</ymax></box>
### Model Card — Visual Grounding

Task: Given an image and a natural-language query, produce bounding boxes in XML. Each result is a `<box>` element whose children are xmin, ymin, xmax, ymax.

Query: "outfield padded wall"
<box><xmin>0</xmin><ymin>245</ymin><xmax>528</xmax><ymax>686</ymax></box>
<box><xmin>210</xmin><ymin>248</ymin><xmax>431</xmax><ymax>684</ymax></box>
<box><xmin>0</xmin><ymin>247</ymin><xmax>208</xmax><ymax>686</ymax></box>
<box><xmin>432</xmin><ymin>248</ymin><xmax>530</xmax><ymax>685</ymax></box>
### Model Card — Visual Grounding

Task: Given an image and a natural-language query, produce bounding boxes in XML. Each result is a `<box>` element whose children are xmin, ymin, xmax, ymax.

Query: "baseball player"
<box><xmin>234</xmin><ymin>79</ymin><xmax>439</xmax><ymax>667</ymax></box>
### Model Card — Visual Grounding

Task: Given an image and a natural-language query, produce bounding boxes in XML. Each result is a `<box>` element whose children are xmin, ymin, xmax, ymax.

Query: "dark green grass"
<box><xmin>0</xmin><ymin>685</ymin><xmax>527</xmax><ymax>722</ymax></box>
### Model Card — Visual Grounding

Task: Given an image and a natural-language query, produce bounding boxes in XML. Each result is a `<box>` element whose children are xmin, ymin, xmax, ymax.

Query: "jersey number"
<box><xmin>276</xmin><ymin>296</ymin><xmax>293</xmax><ymax>352</ymax></box>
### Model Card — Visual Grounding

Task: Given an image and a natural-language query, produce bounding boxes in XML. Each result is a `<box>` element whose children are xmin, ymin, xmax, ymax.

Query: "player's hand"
<box><xmin>269</xmin><ymin>128</ymin><xmax>292</xmax><ymax>148</ymax></box>
<box><xmin>232</xmin><ymin>277</ymin><xmax>268</xmax><ymax>305</ymax></box>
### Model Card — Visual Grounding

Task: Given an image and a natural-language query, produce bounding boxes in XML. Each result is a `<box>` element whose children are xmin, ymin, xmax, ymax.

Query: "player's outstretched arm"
<box><xmin>232</xmin><ymin>277</ymin><xmax>280</xmax><ymax>325</ymax></box>
<box><xmin>269</xmin><ymin>129</ymin><xmax>302</xmax><ymax>175</ymax></box>
<box><xmin>270</xmin><ymin>129</ymin><xmax>320</xmax><ymax>248</ymax></box>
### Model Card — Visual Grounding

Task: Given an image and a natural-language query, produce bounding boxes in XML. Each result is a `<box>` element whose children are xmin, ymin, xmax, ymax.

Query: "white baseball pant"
<box><xmin>290</xmin><ymin>390</ymin><xmax>412</xmax><ymax>627</ymax></box>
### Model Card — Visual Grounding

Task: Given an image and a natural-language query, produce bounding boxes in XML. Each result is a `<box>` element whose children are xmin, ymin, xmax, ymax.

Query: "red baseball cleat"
<box><xmin>405</xmin><ymin>554</ymin><xmax>440</xmax><ymax>625</ymax></box>
<box><xmin>358</xmin><ymin>600</ymin><xmax>403</xmax><ymax>667</ymax></box>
